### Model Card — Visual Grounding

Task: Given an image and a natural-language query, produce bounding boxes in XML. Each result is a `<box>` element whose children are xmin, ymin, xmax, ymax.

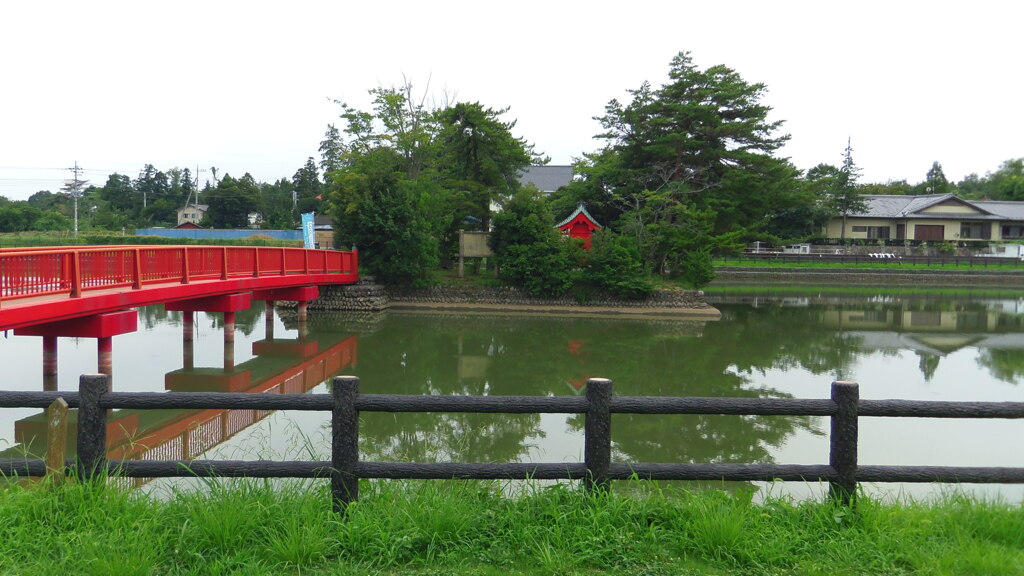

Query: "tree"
<box><xmin>437</xmin><ymin>101</ymin><xmax>544</xmax><ymax>230</ymax></box>
<box><xmin>203</xmin><ymin>173</ymin><xmax>260</xmax><ymax>228</ymax></box>
<box><xmin>488</xmin><ymin>187</ymin><xmax>580</xmax><ymax>297</ymax></box>
<box><xmin>319</xmin><ymin>124</ymin><xmax>346</xmax><ymax>176</ymax></box>
<box><xmin>561</xmin><ymin>51</ymin><xmax>796</xmax><ymax>275</ymax></box>
<box><xmin>327</xmin><ymin>148</ymin><xmax>438</xmax><ymax>285</ymax></box>
<box><xmin>825</xmin><ymin>138</ymin><xmax>868</xmax><ymax>240</ymax></box>
<box><xmin>134</xmin><ymin>164</ymin><xmax>169</xmax><ymax>210</ymax></box>
<box><xmin>292</xmin><ymin>157</ymin><xmax>324</xmax><ymax>215</ymax></box>
<box><xmin>988</xmin><ymin>158</ymin><xmax>1024</xmax><ymax>201</ymax></box>
<box><xmin>925</xmin><ymin>161</ymin><xmax>950</xmax><ymax>195</ymax></box>
<box><xmin>261</xmin><ymin>178</ymin><xmax>297</xmax><ymax>229</ymax></box>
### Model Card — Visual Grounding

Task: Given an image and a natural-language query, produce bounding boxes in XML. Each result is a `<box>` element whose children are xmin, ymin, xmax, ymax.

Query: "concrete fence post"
<box><xmin>829</xmin><ymin>380</ymin><xmax>859</xmax><ymax>505</ymax></box>
<box><xmin>584</xmin><ymin>378</ymin><xmax>613</xmax><ymax>493</ymax></box>
<box><xmin>77</xmin><ymin>373</ymin><xmax>109</xmax><ymax>480</ymax></box>
<box><xmin>332</xmin><ymin>375</ymin><xmax>360</xmax><ymax>513</ymax></box>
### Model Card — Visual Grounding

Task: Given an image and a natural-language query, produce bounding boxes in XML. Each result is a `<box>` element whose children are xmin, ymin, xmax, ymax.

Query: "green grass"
<box><xmin>0</xmin><ymin>231</ymin><xmax>302</xmax><ymax>248</ymax></box>
<box><xmin>713</xmin><ymin>257</ymin><xmax>1024</xmax><ymax>271</ymax></box>
<box><xmin>0</xmin><ymin>477</ymin><xmax>1021</xmax><ymax>575</ymax></box>
<box><xmin>703</xmin><ymin>283</ymin><xmax>1024</xmax><ymax>298</ymax></box>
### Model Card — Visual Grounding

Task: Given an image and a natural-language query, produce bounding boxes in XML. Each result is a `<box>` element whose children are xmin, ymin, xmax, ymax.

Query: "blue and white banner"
<box><xmin>301</xmin><ymin>212</ymin><xmax>316</xmax><ymax>249</ymax></box>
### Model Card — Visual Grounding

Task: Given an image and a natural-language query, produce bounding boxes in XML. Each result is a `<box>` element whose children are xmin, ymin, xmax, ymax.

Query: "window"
<box><xmin>960</xmin><ymin>222</ymin><xmax>991</xmax><ymax>239</ymax></box>
<box><xmin>867</xmin><ymin>226</ymin><xmax>890</xmax><ymax>239</ymax></box>
<box><xmin>850</xmin><ymin>225</ymin><xmax>889</xmax><ymax>238</ymax></box>
<box><xmin>1003</xmin><ymin>225</ymin><xmax>1024</xmax><ymax>239</ymax></box>
<box><xmin>961</xmin><ymin>223</ymin><xmax>982</xmax><ymax>238</ymax></box>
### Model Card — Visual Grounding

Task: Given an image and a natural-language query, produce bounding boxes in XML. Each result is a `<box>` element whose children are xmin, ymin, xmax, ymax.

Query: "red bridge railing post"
<box><xmin>132</xmin><ymin>249</ymin><xmax>142</xmax><ymax>290</ymax></box>
<box><xmin>180</xmin><ymin>247</ymin><xmax>190</xmax><ymax>284</ymax></box>
<box><xmin>70</xmin><ymin>251</ymin><xmax>82</xmax><ymax>298</ymax></box>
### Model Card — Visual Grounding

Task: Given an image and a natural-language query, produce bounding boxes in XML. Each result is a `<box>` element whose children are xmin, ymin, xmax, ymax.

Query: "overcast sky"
<box><xmin>1</xmin><ymin>1</ymin><xmax>1020</xmax><ymax>201</ymax></box>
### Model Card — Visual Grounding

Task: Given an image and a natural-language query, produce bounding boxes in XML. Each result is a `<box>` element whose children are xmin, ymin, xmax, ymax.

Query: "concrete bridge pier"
<box><xmin>182</xmin><ymin>312</ymin><xmax>195</xmax><ymax>370</ymax></box>
<box><xmin>252</xmin><ymin>286</ymin><xmax>319</xmax><ymax>341</ymax></box>
<box><xmin>15</xmin><ymin>310</ymin><xmax>138</xmax><ymax>391</ymax></box>
<box><xmin>42</xmin><ymin>336</ymin><xmax>58</xmax><ymax>391</ymax></box>
<box><xmin>166</xmin><ymin>293</ymin><xmax>251</xmax><ymax>374</ymax></box>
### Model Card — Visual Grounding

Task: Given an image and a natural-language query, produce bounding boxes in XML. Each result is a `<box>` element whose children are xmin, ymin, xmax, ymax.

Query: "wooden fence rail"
<box><xmin>2</xmin><ymin>375</ymin><xmax>1024</xmax><ymax>512</ymax></box>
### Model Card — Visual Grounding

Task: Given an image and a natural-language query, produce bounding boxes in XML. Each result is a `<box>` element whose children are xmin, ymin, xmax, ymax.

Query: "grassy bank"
<box><xmin>703</xmin><ymin>283</ymin><xmax>1024</xmax><ymax>298</ymax></box>
<box><xmin>713</xmin><ymin>257</ymin><xmax>1024</xmax><ymax>271</ymax></box>
<box><xmin>0</xmin><ymin>232</ymin><xmax>302</xmax><ymax>248</ymax></box>
<box><xmin>1</xmin><ymin>478</ymin><xmax>1021</xmax><ymax>575</ymax></box>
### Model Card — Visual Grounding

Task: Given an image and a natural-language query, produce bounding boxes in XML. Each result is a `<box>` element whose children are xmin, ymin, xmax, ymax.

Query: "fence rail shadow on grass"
<box><xmin>2</xmin><ymin>375</ymin><xmax>1024</xmax><ymax>511</ymax></box>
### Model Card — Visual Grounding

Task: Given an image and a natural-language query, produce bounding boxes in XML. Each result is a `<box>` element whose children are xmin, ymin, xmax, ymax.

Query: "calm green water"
<box><xmin>2</xmin><ymin>291</ymin><xmax>1022</xmax><ymax>502</ymax></box>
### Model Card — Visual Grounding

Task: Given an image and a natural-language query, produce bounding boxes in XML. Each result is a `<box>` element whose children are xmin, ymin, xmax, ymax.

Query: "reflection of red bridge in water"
<box><xmin>13</xmin><ymin>332</ymin><xmax>359</xmax><ymax>483</ymax></box>
<box><xmin>114</xmin><ymin>334</ymin><xmax>358</xmax><ymax>467</ymax></box>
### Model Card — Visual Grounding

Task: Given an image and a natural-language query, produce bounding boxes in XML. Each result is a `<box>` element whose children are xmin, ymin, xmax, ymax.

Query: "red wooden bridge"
<box><xmin>0</xmin><ymin>245</ymin><xmax>358</xmax><ymax>332</ymax></box>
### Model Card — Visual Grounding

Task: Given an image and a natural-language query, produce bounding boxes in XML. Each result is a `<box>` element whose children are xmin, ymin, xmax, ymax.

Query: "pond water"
<box><xmin>1</xmin><ymin>290</ymin><xmax>1022</xmax><ymax>503</ymax></box>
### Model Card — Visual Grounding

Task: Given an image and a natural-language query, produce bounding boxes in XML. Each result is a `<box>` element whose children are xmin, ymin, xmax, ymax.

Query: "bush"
<box><xmin>500</xmin><ymin>238</ymin><xmax>579</xmax><ymax>297</ymax></box>
<box><xmin>677</xmin><ymin>248</ymin><xmax>716</xmax><ymax>289</ymax></box>
<box><xmin>580</xmin><ymin>231</ymin><xmax>654</xmax><ymax>300</ymax></box>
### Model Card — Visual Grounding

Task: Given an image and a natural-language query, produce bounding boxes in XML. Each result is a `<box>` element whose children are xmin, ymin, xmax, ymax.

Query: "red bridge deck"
<box><xmin>0</xmin><ymin>245</ymin><xmax>358</xmax><ymax>331</ymax></box>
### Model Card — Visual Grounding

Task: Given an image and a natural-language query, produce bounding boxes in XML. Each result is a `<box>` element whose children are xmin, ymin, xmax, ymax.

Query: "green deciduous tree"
<box><xmin>989</xmin><ymin>158</ymin><xmax>1024</xmax><ymax>201</ymax></box>
<box><xmin>327</xmin><ymin>148</ymin><xmax>438</xmax><ymax>285</ymax></box>
<box><xmin>489</xmin><ymin>188</ymin><xmax>580</xmax><ymax>297</ymax></box>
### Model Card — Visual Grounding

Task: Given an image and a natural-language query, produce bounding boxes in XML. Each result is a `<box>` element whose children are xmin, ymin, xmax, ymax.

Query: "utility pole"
<box><xmin>63</xmin><ymin>161</ymin><xmax>88</xmax><ymax>237</ymax></box>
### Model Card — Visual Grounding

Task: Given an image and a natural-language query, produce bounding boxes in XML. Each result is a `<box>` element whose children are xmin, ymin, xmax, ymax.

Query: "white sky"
<box><xmin>1</xmin><ymin>1</ymin><xmax>1021</xmax><ymax>201</ymax></box>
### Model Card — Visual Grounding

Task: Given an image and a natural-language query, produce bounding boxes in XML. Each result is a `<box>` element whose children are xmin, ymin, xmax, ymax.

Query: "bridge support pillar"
<box><xmin>264</xmin><ymin>301</ymin><xmax>275</xmax><ymax>340</ymax></box>
<box><xmin>252</xmin><ymin>287</ymin><xmax>317</xmax><ymax>339</ymax></box>
<box><xmin>15</xmin><ymin>310</ymin><xmax>138</xmax><ymax>390</ymax></box>
<box><xmin>166</xmin><ymin>293</ymin><xmax>251</xmax><ymax>373</ymax></box>
<box><xmin>183</xmin><ymin>312</ymin><xmax>194</xmax><ymax>370</ymax></box>
<box><xmin>224</xmin><ymin>311</ymin><xmax>236</xmax><ymax>371</ymax></box>
<box><xmin>43</xmin><ymin>336</ymin><xmax>58</xmax><ymax>392</ymax></box>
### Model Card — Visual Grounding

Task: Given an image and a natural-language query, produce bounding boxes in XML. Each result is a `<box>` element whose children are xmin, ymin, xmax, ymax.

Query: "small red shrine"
<box><xmin>555</xmin><ymin>203</ymin><xmax>602</xmax><ymax>249</ymax></box>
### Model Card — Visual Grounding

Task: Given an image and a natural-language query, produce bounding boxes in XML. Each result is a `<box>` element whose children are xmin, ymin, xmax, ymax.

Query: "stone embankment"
<box><xmin>714</xmin><ymin>267</ymin><xmax>1024</xmax><ymax>286</ymax></box>
<box><xmin>291</xmin><ymin>281</ymin><xmax>720</xmax><ymax>317</ymax></box>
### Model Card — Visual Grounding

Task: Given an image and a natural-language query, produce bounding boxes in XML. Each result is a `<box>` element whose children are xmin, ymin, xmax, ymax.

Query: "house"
<box><xmin>826</xmin><ymin>194</ymin><xmax>1024</xmax><ymax>243</ymax></box>
<box><xmin>517</xmin><ymin>165</ymin><xmax>573</xmax><ymax>195</ymax></box>
<box><xmin>556</xmin><ymin>203</ymin><xmax>602</xmax><ymax>249</ymax></box>
<box><xmin>176</xmin><ymin>203</ymin><xmax>208</xmax><ymax>226</ymax></box>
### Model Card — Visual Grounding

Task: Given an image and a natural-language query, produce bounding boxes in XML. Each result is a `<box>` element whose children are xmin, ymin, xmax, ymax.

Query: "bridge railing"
<box><xmin>0</xmin><ymin>246</ymin><xmax>357</xmax><ymax>304</ymax></box>
<box><xmin>2</xmin><ymin>375</ymin><xmax>1023</xmax><ymax>512</ymax></box>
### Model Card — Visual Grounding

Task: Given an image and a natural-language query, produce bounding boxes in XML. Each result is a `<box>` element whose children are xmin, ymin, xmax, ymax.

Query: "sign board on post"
<box><xmin>301</xmin><ymin>213</ymin><xmax>316</xmax><ymax>249</ymax></box>
<box><xmin>458</xmin><ymin>231</ymin><xmax>493</xmax><ymax>278</ymax></box>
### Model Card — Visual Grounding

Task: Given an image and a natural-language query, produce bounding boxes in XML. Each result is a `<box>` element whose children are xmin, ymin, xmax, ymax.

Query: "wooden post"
<box><xmin>584</xmin><ymin>378</ymin><xmax>613</xmax><ymax>493</ymax></box>
<box><xmin>45</xmin><ymin>397</ymin><xmax>69</xmax><ymax>484</ymax></box>
<box><xmin>458</xmin><ymin>230</ymin><xmax>465</xmax><ymax>278</ymax></box>
<box><xmin>331</xmin><ymin>375</ymin><xmax>360</xmax><ymax>513</ymax></box>
<box><xmin>829</xmin><ymin>381</ymin><xmax>859</xmax><ymax>506</ymax></box>
<box><xmin>77</xmin><ymin>374</ymin><xmax>109</xmax><ymax>480</ymax></box>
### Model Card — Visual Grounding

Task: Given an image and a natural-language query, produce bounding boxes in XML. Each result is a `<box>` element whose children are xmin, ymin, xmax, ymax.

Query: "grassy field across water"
<box><xmin>0</xmin><ymin>477</ymin><xmax>1021</xmax><ymax>575</ymax></box>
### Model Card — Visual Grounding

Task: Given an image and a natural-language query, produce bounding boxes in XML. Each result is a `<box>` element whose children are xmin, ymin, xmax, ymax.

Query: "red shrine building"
<box><xmin>556</xmin><ymin>204</ymin><xmax>602</xmax><ymax>249</ymax></box>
